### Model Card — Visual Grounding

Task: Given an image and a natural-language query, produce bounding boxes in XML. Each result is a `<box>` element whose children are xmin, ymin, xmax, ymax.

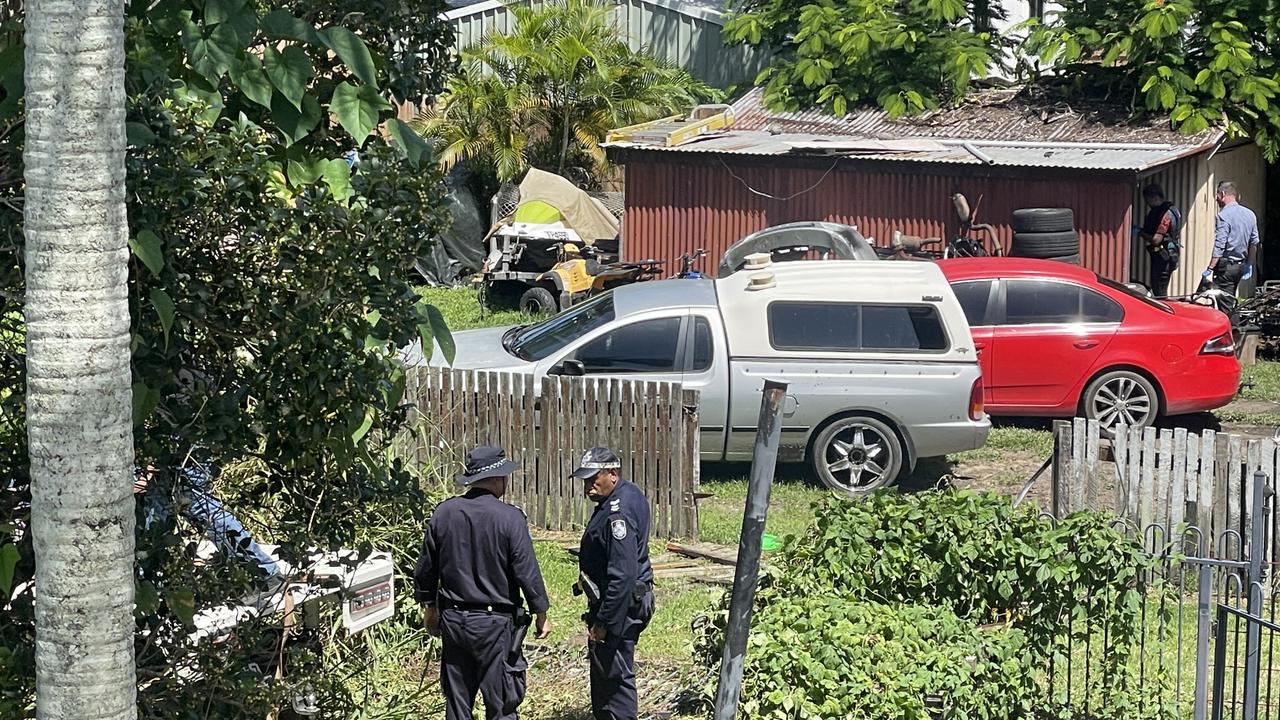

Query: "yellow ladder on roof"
<box><xmin>607</xmin><ymin>104</ymin><xmax>734</xmax><ymax>147</ymax></box>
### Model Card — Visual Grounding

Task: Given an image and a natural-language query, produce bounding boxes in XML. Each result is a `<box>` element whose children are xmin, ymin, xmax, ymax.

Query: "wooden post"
<box><xmin>1052</xmin><ymin>420</ymin><xmax>1072</xmax><ymax>518</ymax></box>
<box><xmin>682</xmin><ymin>389</ymin><xmax>701</xmax><ymax>540</ymax></box>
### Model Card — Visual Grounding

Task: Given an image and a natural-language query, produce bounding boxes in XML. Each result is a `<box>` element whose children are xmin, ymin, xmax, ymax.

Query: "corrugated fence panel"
<box><xmin>623</xmin><ymin>156</ymin><xmax>1134</xmax><ymax>282</ymax></box>
<box><xmin>448</xmin><ymin>0</ymin><xmax>768</xmax><ymax>87</ymax></box>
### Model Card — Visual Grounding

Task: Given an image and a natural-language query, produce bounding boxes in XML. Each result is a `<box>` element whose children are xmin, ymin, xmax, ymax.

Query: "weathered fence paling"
<box><xmin>405</xmin><ymin>367</ymin><xmax>700</xmax><ymax>538</ymax></box>
<box><xmin>1054</xmin><ymin>419</ymin><xmax>1279</xmax><ymax>541</ymax></box>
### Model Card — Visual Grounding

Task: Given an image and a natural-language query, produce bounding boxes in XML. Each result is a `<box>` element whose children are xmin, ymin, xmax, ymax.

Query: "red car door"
<box><xmin>950</xmin><ymin>279</ymin><xmax>998</xmax><ymax>405</ymax></box>
<box><xmin>988</xmin><ymin>279</ymin><xmax>1122</xmax><ymax>412</ymax></box>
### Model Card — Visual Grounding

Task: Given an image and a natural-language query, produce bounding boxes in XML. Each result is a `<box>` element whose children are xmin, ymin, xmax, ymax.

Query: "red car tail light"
<box><xmin>1201</xmin><ymin>332</ymin><xmax>1236</xmax><ymax>356</ymax></box>
<box><xmin>969</xmin><ymin>377</ymin><xmax>985</xmax><ymax>421</ymax></box>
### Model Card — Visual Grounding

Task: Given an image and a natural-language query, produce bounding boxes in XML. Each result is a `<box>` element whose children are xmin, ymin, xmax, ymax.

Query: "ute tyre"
<box><xmin>810</xmin><ymin>416</ymin><xmax>903</xmax><ymax>498</ymax></box>
<box><xmin>1012</xmin><ymin>208</ymin><xmax>1075</xmax><ymax>233</ymax></box>
<box><xmin>1010</xmin><ymin>230</ymin><xmax>1080</xmax><ymax>259</ymax></box>
<box><xmin>519</xmin><ymin>286</ymin><xmax>558</xmax><ymax>315</ymax></box>
<box><xmin>1083</xmin><ymin>370</ymin><xmax>1159</xmax><ymax>434</ymax></box>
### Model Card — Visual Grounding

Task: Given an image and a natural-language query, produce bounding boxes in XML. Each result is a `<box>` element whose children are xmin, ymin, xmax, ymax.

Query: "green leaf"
<box><xmin>425</xmin><ymin>304</ymin><xmax>454</xmax><ymax>365</ymax></box>
<box><xmin>151</xmin><ymin>288</ymin><xmax>176</xmax><ymax>348</ymax></box>
<box><xmin>129</xmin><ymin>230</ymin><xmax>165</xmax><ymax>275</ymax></box>
<box><xmin>261</xmin><ymin>9</ymin><xmax>322</xmax><ymax>44</ymax></box>
<box><xmin>229</xmin><ymin>55</ymin><xmax>273</xmax><ymax>109</ymax></box>
<box><xmin>132</xmin><ymin>382</ymin><xmax>161</xmax><ymax>426</ymax></box>
<box><xmin>165</xmin><ymin>588</ymin><xmax>197</xmax><ymax>626</ymax></box>
<box><xmin>0</xmin><ymin>45</ymin><xmax>24</xmax><ymax>120</ymax></box>
<box><xmin>323</xmin><ymin>26</ymin><xmax>379</xmax><ymax>86</ymax></box>
<box><xmin>264</xmin><ymin>45</ymin><xmax>312</xmax><ymax>111</ymax></box>
<box><xmin>321</xmin><ymin>158</ymin><xmax>353</xmax><ymax>203</ymax></box>
<box><xmin>0</xmin><ymin>544</ymin><xmax>18</xmax><ymax>600</ymax></box>
<box><xmin>203</xmin><ymin>0</ymin><xmax>245</xmax><ymax>26</ymax></box>
<box><xmin>126</xmin><ymin>122</ymin><xmax>157</xmax><ymax>148</ymax></box>
<box><xmin>351</xmin><ymin>407</ymin><xmax>375</xmax><ymax>443</ymax></box>
<box><xmin>386</xmin><ymin>119</ymin><xmax>432</xmax><ymax>167</ymax></box>
<box><xmin>271</xmin><ymin>91</ymin><xmax>321</xmax><ymax>146</ymax></box>
<box><xmin>182</xmin><ymin>19</ymin><xmax>239</xmax><ymax>80</ymax></box>
<box><xmin>135</xmin><ymin>581</ymin><xmax>160</xmax><ymax>618</ymax></box>
<box><xmin>287</xmin><ymin>155</ymin><xmax>325</xmax><ymax>185</ymax></box>
<box><xmin>329</xmin><ymin>81</ymin><xmax>391</xmax><ymax>143</ymax></box>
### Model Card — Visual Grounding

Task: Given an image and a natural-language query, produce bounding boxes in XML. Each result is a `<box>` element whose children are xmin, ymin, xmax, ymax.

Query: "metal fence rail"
<box><xmin>403</xmin><ymin>367</ymin><xmax>701</xmax><ymax>538</ymax></box>
<box><xmin>1048</xmin><ymin>418</ymin><xmax>1280</xmax><ymax>720</ymax></box>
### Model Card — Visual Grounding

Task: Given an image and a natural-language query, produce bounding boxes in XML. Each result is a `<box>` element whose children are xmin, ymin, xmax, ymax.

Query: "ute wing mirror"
<box><xmin>550</xmin><ymin>359</ymin><xmax>585</xmax><ymax>377</ymax></box>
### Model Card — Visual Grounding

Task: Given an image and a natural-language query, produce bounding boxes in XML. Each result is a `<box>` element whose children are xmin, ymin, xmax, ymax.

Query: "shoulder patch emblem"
<box><xmin>611</xmin><ymin>518</ymin><xmax>628</xmax><ymax>540</ymax></box>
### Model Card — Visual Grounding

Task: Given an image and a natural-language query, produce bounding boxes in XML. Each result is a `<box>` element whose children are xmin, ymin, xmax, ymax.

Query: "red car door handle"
<box><xmin>1073</xmin><ymin>339</ymin><xmax>1100</xmax><ymax>349</ymax></box>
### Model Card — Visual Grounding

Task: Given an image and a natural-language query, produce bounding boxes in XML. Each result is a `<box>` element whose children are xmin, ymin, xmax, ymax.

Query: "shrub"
<box><xmin>695</xmin><ymin>491</ymin><xmax>1165</xmax><ymax>720</ymax></box>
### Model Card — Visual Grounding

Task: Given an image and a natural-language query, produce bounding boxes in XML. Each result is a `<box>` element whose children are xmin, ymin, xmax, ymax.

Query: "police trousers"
<box><xmin>440</xmin><ymin>609</ymin><xmax>527</xmax><ymax>720</ymax></box>
<box><xmin>587</xmin><ymin>589</ymin><xmax>655</xmax><ymax>720</ymax></box>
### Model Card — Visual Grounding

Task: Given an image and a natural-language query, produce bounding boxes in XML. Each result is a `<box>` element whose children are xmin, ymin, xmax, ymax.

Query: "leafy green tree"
<box><xmin>723</xmin><ymin>0</ymin><xmax>1006</xmax><ymax>117</ymax></box>
<box><xmin>1</xmin><ymin>0</ymin><xmax>455</xmax><ymax>715</ymax></box>
<box><xmin>416</xmin><ymin>0</ymin><xmax>712</xmax><ymax>190</ymax></box>
<box><xmin>1023</xmin><ymin>0</ymin><xmax>1280</xmax><ymax>157</ymax></box>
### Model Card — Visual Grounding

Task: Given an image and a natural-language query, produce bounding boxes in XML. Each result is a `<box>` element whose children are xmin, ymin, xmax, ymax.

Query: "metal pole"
<box><xmin>1196</xmin><ymin>563</ymin><xmax>1213</xmax><ymax>720</ymax></box>
<box><xmin>712</xmin><ymin>380</ymin><xmax>787</xmax><ymax>720</ymax></box>
<box><xmin>1214</xmin><ymin>605</ymin><xmax>1230</xmax><ymax>720</ymax></box>
<box><xmin>1242</xmin><ymin>471</ymin><xmax>1270</xmax><ymax>720</ymax></box>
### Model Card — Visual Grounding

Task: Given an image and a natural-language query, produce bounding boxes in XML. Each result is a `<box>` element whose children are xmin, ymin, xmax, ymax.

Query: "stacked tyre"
<box><xmin>1010</xmin><ymin>208</ymin><xmax>1080</xmax><ymax>265</ymax></box>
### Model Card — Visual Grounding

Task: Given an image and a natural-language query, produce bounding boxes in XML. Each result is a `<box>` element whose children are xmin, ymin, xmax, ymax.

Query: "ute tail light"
<box><xmin>969</xmin><ymin>377</ymin><xmax>985</xmax><ymax>421</ymax></box>
<box><xmin>1201</xmin><ymin>332</ymin><xmax>1236</xmax><ymax>356</ymax></box>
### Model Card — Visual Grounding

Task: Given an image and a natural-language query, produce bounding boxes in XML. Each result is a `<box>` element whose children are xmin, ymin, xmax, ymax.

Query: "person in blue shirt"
<box><xmin>414</xmin><ymin>445</ymin><xmax>550</xmax><ymax>720</ymax></box>
<box><xmin>573</xmin><ymin>447</ymin><xmax>655</xmax><ymax>720</ymax></box>
<box><xmin>1204</xmin><ymin>180</ymin><xmax>1261</xmax><ymax>312</ymax></box>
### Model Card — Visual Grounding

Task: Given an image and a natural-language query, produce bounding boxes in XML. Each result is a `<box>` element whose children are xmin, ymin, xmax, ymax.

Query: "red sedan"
<box><xmin>939</xmin><ymin>258</ymin><xmax>1239</xmax><ymax>430</ymax></box>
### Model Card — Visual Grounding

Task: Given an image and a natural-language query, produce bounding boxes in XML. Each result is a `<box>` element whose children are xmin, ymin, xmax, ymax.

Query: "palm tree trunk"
<box><xmin>23</xmin><ymin>1</ymin><xmax>136</xmax><ymax>718</ymax></box>
<box><xmin>557</xmin><ymin>100</ymin><xmax>572</xmax><ymax>175</ymax></box>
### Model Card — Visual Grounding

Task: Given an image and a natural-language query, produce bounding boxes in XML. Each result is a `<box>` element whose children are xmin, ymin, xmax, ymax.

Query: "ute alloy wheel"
<box><xmin>1084</xmin><ymin>370</ymin><xmax>1158</xmax><ymax>432</ymax></box>
<box><xmin>811</xmin><ymin>416</ymin><xmax>903</xmax><ymax>498</ymax></box>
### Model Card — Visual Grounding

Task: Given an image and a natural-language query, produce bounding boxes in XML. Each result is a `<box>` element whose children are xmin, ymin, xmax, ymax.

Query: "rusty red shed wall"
<box><xmin>622</xmin><ymin>155</ymin><xmax>1135</xmax><ymax>281</ymax></box>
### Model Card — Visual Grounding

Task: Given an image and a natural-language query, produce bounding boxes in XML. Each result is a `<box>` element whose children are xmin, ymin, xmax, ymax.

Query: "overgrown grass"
<box><xmin>1240</xmin><ymin>360</ymin><xmax>1280</xmax><ymax>402</ymax></box>
<box><xmin>417</xmin><ymin>285</ymin><xmax>542</xmax><ymax>331</ymax></box>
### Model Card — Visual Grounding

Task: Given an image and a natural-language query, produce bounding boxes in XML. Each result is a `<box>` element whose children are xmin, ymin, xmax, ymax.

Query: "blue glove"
<box><xmin>1203</xmin><ymin>268</ymin><xmax>1214</xmax><ymax>280</ymax></box>
<box><xmin>1243</xmin><ymin>263</ymin><xmax>1254</xmax><ymax>281</ymax></box>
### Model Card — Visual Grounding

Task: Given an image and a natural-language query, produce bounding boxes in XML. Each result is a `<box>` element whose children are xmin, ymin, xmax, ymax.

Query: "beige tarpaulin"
<box><xmin>516</xmin><ymin>168</ymin><xmax>619</xmax><ymax>242</ymax></box>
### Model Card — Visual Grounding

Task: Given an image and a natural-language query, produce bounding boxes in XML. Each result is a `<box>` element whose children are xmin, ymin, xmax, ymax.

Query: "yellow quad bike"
<box><xmin>524</xmin><ymin>242</ymin><xmax>663</xmax><ymax>313</ymax></box>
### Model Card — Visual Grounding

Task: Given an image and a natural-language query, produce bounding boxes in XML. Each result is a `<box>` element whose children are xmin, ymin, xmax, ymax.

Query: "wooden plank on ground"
<box><xmin>667</xmin><ymin>541</ymin><xmax>738</xmax><ymax>567</ymax></box>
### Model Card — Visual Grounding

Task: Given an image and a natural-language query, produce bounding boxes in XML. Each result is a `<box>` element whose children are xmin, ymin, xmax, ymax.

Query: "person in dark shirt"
<box><xmin>1138</xmin><ymin>184</ymin><xmax>1182</xmax><ymax>297</ymax></box>
<box><xmin>414</xmin><ymin>445</ymin><xmax>550</xmax><ymax>720</ymax></box>
<box><xmin>573</xmin><ymin>447</ymin><xmax>655</xmax><ymax>720</ymax></box>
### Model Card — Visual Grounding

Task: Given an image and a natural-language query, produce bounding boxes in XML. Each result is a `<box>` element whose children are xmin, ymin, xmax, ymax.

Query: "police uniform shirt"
<box><xmin>413</xmin><ymin>488</ymin><xmax>550</xmax><ymax>614</ymax></box>
<box><xmin>579</xmin><ymin>479</ymin><xmax>654</xmax><ymax>638</ymax></box>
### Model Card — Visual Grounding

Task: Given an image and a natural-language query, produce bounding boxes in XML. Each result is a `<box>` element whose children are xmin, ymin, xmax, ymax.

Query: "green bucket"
<box><xmin>761</xmin><ymin>533</ymin><xmax>781</xmax><ymax>552</ymax></box>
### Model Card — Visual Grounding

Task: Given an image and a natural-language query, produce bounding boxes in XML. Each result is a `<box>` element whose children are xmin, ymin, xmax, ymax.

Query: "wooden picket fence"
<box><xmin>401</xmin><ymin>367</ymin><xmax>701</xmax><ymax>538</ymax></box>
<box><xmin>1053</xmin><ymin>418</ymin><xmax>1279</xmax><ymax>541</ymax></box>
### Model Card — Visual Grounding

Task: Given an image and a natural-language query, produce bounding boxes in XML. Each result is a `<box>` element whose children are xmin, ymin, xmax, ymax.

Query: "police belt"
<box><xmin>439</xmin><ymin>599</ymin><xmax>517</xmax><ymax>615</ymax></box>
<box><xmin>584</xmin><ymin>581</ymin><xmax>653</xmax><ymax>611</ymax></box>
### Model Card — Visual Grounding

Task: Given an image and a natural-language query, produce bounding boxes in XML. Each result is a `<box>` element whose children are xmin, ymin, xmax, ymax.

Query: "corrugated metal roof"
<box><xmin>606</xmin><ymin>130</ymin><xmax>1214</xmax><ymax>171</ymax></box>
<box><xmin>730</xmin><ymin>86</ymin><xmax>1223</xmax><ymax>146</ymax></box>
<box><xmin>605</xmin><ymin>86</ymin><xmax>1225</xmax><ymax>172</ymax></box>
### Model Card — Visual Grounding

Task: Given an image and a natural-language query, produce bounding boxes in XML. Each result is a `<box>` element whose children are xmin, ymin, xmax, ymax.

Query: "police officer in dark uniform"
<box><xmin>573</xmin><ymin>447</ymin><xmax>655</xmax><ymax>720</ymax></box>
<box><xmin>414</xmin><ymin>445</ymin><xmax>551</xmax><ymax>720</ymax></box>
